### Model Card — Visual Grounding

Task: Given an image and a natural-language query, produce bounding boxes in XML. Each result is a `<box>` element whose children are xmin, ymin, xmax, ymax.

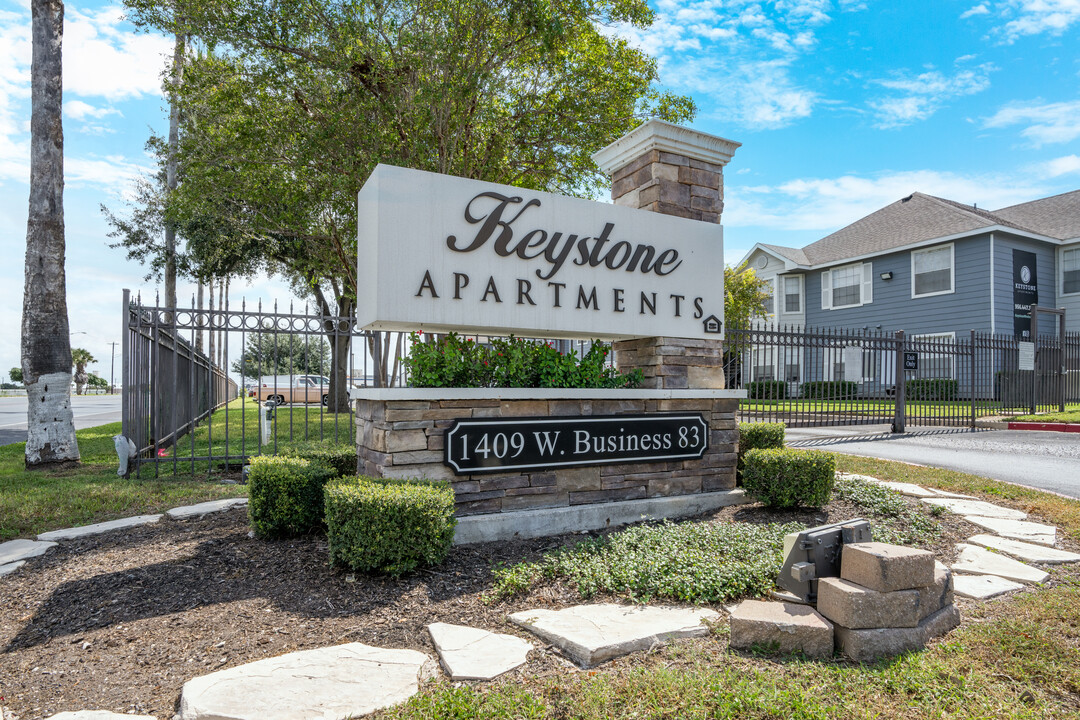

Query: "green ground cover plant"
<box><xmin>1013</xmin><ymin>406</ymin><xmax>1080</xmax><ymax>423</ymax></box>
<box><xmin>833</xmin><ymin>473</ymin><xmax>941</xmax><ymax>547</ymax></box>
<box><xmin>491</xmin><ymin>520</ymin><xmax>803</xmax><ymax>603</ymax></box>
<box><xmin>325</xmin><ymin>476</ymin><xmax>456</xmax><ymax>576</ymax></box>
<box><xmin>403</xmin><ymin>333</ymin><xmax>642</xmax><ymax>388</ymax></box>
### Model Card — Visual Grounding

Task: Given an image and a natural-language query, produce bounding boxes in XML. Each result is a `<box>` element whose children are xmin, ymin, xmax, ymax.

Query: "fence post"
<box><xmin>893</xmin><ymin>330</ymin><xmax>905</xmax><ymax>433</ymax></box>
<box><xmin>121</xmin><ymin>288</ymin><xmax>130</xmax><ymax>444</ymax></box>
<box><xmin>1060</xmin><ymin>312</ymin><xmax>1068</xmax><ymax>413</ymax></box>
<box><xmin>969</xmin><ymin>330</ymin><xmax>976</xmax><ymax>428</ymax></box>
<box><xmin>1030</xmin><ymin>310</ymin><xmax>1039</xmax><ymax>415</ymax></box>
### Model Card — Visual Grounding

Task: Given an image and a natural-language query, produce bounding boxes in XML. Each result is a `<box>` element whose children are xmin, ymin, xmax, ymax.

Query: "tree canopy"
<box><xmin>724</xmin><ymin>264</ymin><xmax>771</xmax><ymax>330</ymax></box>
<box><xmin>231</xmin><ymin>331</ymin><xmax>332</xmax><ymax>379</ymax></box>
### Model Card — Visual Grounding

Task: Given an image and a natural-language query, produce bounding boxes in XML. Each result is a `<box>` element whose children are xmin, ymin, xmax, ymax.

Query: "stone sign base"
<box><xmin>352</xmin><ymin>388</ymin><xmax>745</xmax><ymax>533</ymax></box>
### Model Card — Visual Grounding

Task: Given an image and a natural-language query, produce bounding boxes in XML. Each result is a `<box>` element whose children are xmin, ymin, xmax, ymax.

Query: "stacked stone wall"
<box><xmin>614</xmin><ymin>336</ymin><xmax>725</xmax><ymax>391</ymax></box>
<box><xmin>356</xmin><ymin>397</ymin><xmax>738</xmax><ymax>516</ymax></box>
<box><xmin>610</xmin><ymin>149</ymin><xmax>725</xmax><ymax>221</ymax></box>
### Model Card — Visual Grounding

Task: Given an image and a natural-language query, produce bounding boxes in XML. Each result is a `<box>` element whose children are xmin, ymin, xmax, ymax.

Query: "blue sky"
<box><xmin>2</xmin><ymin>0</ymin><xmax>1080</xmax><ymax>378</ymax></box>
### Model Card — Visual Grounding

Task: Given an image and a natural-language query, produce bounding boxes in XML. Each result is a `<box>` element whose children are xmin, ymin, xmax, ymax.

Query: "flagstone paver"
<box><xmin>166</xmin><ymin>497</ymin><xmax>248</xmax><ymax>519</ymax></box>
<box><xmin>509</xmin><ymin>604</ymin><xmax>719</xmax><ymax>668</ymax></box>
<box><xmin>965</xmin><ymin>534</ymin><xmax>1080</xmax><ymax>564</ymax></box>
<box><xmin>46</xmin><ymin>712</ymin><xmax>156</xmax><ymax>720</ymax></box>
<box><xmin>176</xmin><ymin>642</ymin><xmax>436</xmax><ymax>720</ymax></box>
<box><xmin>0</xmin><ymin>560</ymin><xmax>26</xmax><ymax>577</ymax></box>
<box><xmin>950</xmin><ymin>544</ymin><xmax>1049</xmax><ymax>584</ymax></box>
<box><xmin>921</xmin><ymin>498</ymin><xmax>1027</xmax><ymax>520</ymax></box>
<box><xmin>874</xmin><ymin>481</ymin><xmax>940</xmax><ymax>498</ymax></box>
<box><xmin>0</xmin><ymin>538</ymin><xmax>56</xmax><ymax>565</ymax></box>
<box><xmin>427</xmin><ymin>622</ymin><xmax>532</xmax><ymax>681</ymax></box>
<box><xmin>952</xmin><ymin>574</ymin><xmax>1025</xmax><ymax>600</ymax></box>
<box><xmin>37</xmin><ymin>515</ymin><xmax>162</xmax><ymax>542</ymax></box>
<box><xmin>963</xmin><ymin>516</ymin><xmax>1057</xmax><ymax>546</ymax></box>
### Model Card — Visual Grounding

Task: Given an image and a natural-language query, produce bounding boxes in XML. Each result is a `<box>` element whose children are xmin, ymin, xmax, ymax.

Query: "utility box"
<box><xmin>259</xmin><ymin>401</ymin><xmax>277</xmax><ymax>446</ymax></box>
<box><xmin>778</xmin><ymin>519</ymin><xmax>873</xmax><ymax>602</ymax></box>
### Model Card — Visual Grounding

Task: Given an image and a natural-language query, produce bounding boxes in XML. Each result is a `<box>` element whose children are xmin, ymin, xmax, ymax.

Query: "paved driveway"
<box><xmin>786</xmin><ymin>424</ymin><xmax>1080</xmax><ymax>500</ymax></box>
<box><xmin>0</xmin><ymin>395</ymin><xmax>122</xmax><ymax>446</ymax></box>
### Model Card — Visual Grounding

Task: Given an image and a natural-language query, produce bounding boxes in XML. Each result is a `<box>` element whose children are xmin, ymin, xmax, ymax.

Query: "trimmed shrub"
<box><xmin>247</xmin><ymin>455</ymin><xmax>336</xmax><ymax>538</ymax></box>
<box><xmin>325</xmin><ymin>476</ymin><xmax>457</xmax><ymax>576</ymax></box>
<box><xmin>905</xmin><ymin>378</ymin><xmax>958</xmax><ymax>401</ymax></box>
<box><xmin>741</xmin><ymin>448</ymin><xmax>835</xmax><ymax>509</ymax></box>
<box><xmin>746</xmin><ymin>380</ymin><xmax>787</xmax><ymax>399</ymax></box>
<box><xmin>736</xmin><ymin>422</ymin><xmax>785</xmax><ymax>481</ymax></box>
<box><xmin>800</xmin><ymin>381</ymin><xmax>858</xmax><ymax>399</ymax></box>
<box><xmin>279</xmin><ymin>440</ymin><xmax>357</xmax><ymax>478</ymax></box>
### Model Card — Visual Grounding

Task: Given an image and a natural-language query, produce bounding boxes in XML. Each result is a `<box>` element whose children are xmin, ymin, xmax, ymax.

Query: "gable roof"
<box><xmin>759</xmin><ymin>243</ymin><xmax>809</xmax><ymax>266</ymax></box>
<box><xmin>993</xmin><ymin>189</ymin><xmax>1080</xmax><ymax>241</ymax></box>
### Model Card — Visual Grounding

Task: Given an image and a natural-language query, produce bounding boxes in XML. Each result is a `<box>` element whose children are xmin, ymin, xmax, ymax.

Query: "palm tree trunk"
<box><xmin>163</xmin><ymin>33</ymin><xmax>184</xmax><ymax>310</ymax></box>
<box><xmin>22</xmin><ymin>0</ymin><xmax>79</xmax><ymax>467</ymax></box>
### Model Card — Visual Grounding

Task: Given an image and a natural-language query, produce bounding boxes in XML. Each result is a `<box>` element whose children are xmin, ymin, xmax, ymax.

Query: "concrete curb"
<box><xmin>1007</xmin><ymin>421</ymin><xmax>1080</xmax><ymax>433</ymax></box>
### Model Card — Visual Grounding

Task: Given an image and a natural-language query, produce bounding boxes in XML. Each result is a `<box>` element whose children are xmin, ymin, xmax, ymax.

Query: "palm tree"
<box><xmin>71</xmin><ymin>348</ymin><xmax>96</xmax><ymax>395</ymax></box>
<box><xmin>22</xmin><ymin>0</ymin><xmax>79</xmax><ymax>467</ymax></box>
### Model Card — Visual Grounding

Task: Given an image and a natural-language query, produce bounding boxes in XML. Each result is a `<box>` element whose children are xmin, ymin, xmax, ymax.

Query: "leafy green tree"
<box><xmin>9</xmin><ymin>367</ymin><xmax>22</xmax><ymax>384</ymax></box>
<box><xmin>86</xmin><ymin>374</ymin><xmax>109</xmax><ymax>390</ymax></box>
<box><xmin>725</xmin><ymin>264</ymin><xmax>771</xmax><ymax>330</ymax></box>
<box><xmin>231</xmin><ymin>332</ymin><xmax>332</xmax><ymax>379</ymax></box>
<box><xmin>71</xmin><ymin>348</ymin><xmax>96</xmax><ymax>396</ymax></box>
<box><xmin>118</xmin><ymin>0</ymin><xmax>694</xmax><ymax>410</ymax></box>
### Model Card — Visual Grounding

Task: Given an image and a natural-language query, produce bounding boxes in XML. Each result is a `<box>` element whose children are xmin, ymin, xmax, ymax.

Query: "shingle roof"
<box><xmin>993</xmin><ymin>189</ymin><xmax>1080</xmax><ymax>241</ymax></box>
<box><xmin>760</xmin><ymin>243</ymin><xmax>810</xmax><ymax>266</ymax></box>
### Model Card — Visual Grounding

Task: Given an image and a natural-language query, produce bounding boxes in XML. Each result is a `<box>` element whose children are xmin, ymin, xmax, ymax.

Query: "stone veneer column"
<box><xmin>592</xmin><ymin>120</ymin><xmax>741</xmax><ymax>389</ymax></box>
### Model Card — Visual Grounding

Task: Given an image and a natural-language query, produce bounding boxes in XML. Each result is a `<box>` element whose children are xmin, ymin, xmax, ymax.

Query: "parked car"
<box><xmin>254</xmin><ymin>375</ymin><xmax>332</xmax><ymax>405</ymax></box>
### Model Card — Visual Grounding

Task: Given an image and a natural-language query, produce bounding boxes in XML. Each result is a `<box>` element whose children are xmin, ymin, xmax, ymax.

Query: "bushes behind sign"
<box><xmin>741</xmin><ymin>448</ymin><xmax>835</xmax><ymax>509</ymax></box>
<box><xmin>404</xmin><ymin>332</ymin><xmax>642</xmax><ymax>389</ymax></box>
<box><xmin>247</xmin><ymin>456</ymin><xmax>336</xmax><ymax>538</ymax></box>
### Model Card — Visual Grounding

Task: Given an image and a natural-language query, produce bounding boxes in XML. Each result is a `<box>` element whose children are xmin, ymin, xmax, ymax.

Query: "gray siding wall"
<box><xmin>803</xmin><ymin>234</ymin><xmax>995</xmax><ymax>335</ymax></box>
<box><xmin>992</xmin><ymin>233</ymin><xmax>1059</xmax><ymax>336</ymax></box>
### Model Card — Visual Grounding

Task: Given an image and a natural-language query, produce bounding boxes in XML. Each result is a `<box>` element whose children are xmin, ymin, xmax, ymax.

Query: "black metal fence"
<box><xmin>725</xmin><ymin>322</ymin><xmax>1080</xmax><ymax>429</ymax></box>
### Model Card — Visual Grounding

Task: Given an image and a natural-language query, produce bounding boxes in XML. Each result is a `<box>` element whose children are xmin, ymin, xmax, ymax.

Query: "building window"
<box><xmin>911</xmin><ymin>244</ymin><xmax>954</xmax><ymax>298</ymax></box>
<box><xmin>912</xmin><ymin>333</ymin><xmax>955</xmax><ymax>379</ymax></box>
<box><xmin>1063</xmin><ymin>247</ymin><xmax>1080</xmax><ymax>295</ymax></box>
<box><xmin>783</xmin><ymin>275</ymin><xmax>802</xmax><ymax>313</ymax></box>
<box><xmin>821</xmin><ymin>262</ymin><xmax>872</xmax><ymax>310</ymax></box>
<box><xmin>762</xmin><ymin>280</ymin><xmax>775</xmax><ymax>316</ymax></box>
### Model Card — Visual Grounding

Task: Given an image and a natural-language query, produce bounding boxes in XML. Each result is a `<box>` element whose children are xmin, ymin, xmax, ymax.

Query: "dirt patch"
<box><xmin>0</xmin><ymin>490</ymin><xmax>1072</xmax><ymax>719</ymax></box>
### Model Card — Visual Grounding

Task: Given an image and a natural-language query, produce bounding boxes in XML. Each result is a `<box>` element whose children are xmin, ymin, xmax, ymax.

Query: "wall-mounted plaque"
<box><xmin>444</xmin><ymin>413</ymin><xmax>709</xmax><ymax>474</ymax></box>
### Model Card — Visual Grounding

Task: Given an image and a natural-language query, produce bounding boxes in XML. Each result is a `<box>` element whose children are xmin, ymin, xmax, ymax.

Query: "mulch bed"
<box><xmin>0</xmin><ymin>488</ymin><xmax>1066</xmax><ymax>719</ymax></box>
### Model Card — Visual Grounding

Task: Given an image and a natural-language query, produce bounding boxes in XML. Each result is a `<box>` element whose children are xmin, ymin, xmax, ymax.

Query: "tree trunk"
<box><xmin>163</xmin><ymin>33</ymin><xmax>184</xmax><ymax>310</ymax></box>
<box><xmin>208</xmin><ymin>276</ymin><xmax>215</xmax><ymax>365</ymax></box>
<box><xmin>217</xmin><ymin>278</ymin><xmax>225</xmax><ymax>368</ymax></box>
<box><xmin>327</xmin><ymin>295</ymin><xmax>353</xmax><ymax>414</ymax></box>
<box><xmin>22</xmin><ymin>0</ymin><xmax>79</xmax><ymax>468</ymax></box>
<box><xmin>195</xmin><ymin>278</ymin><xmax>204</xmax><ymax>352</ymax></box>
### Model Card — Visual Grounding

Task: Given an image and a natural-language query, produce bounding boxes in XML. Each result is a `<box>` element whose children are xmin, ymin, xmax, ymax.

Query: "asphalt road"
<box><xmin>787</xmin><ymin>424</ymin><xmax>1080</xmax><ymax>499</ymax></box>
<box><xmin>0</xmin><ymin>394</ymin><xmax>122</xmax><ymax>446</ymax></box>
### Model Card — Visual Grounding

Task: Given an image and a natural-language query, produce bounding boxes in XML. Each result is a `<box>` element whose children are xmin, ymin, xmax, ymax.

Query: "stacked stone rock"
<box><xmin>818</xmin><ymin>542</ymin><xmax>959</xmax><ymax>662</ymax></box>
<box><xmin>610</xmin><ymin>148</ymin><xmax>726</xmax><ymax>221</ymax></box>
<box><xmin>610</xmin><ymin>337</ymin><xmax>726</xmax><ymax>390</ymax></box>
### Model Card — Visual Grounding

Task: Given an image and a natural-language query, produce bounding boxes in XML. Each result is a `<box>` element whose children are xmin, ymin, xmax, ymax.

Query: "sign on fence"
<box><xmin>443</xmin><ymin>413</ymin><xmax>709</xmax><ymax>474</ymax></box>
<box><xmin>1018</xmin><ymin>342</ymin><xmax>1035</xmax><ymax>371</ymax></box>
<box><xmin>903</xmin><ymin>352</ymin><xmax>919</xmax><ymax>371</ymax></box>
<box><xmin>356</xmin><ymin>164</ymin><xmax>726</xmax><ymax>340</ymax></box>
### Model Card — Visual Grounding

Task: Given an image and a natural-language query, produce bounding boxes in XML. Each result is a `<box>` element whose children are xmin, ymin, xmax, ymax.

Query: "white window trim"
<box><xmin>781</xmin><ymin>274</ymin><xmax>803</xmax><ymax>315</ymax></box>
<box><xmin>910</xmin><ymin>243</ymin><xmax>955</xmax><ymax>299</ymax></box>
<box><xmin>1061</xmin><ymin>245</ymin><xmax>1080</xmax><ymax>297</ymax></box>
<box><xmin>822</xmin><ymin>262</ymin><xmax>871</xmax><ymax>310</ymax></box>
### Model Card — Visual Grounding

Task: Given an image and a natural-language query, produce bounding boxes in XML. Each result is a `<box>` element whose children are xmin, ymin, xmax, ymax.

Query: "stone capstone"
<box><xmin>921</xmin><ymin>498</ymin><xmax>1026</xmax><ymax>520</ymax></box>
<box><xmin>175</xmin><ymin>642</ymin><xmax>436</xmax><ymax>720</ymax></box>
<box><xmin>37</xmin><ymin>515</ymin><xmax>161</xmax><ymax>542</ymax></box>
<box><xmin>508</xmin><ymin>604</ymin><xmax>719</xmax><ymax>668</ymax></box>
<box><xmin>952</xmin><ymin>573</ymin><xmax>1025</xmax><ymax>599</ymax></box>
<box><xmin>962</xmin><ymin>516</ymin><xmax>1056</xmax><ymax>546</ymax></box>
<box><xmin>833</xmin><ymin>605</ymin><xmax>961</xmax><ymax>663</ymax></box>
<box><xmin>0</xmin><ymin>538</ymin><xmax>56</xmax><ymax>565</ymax></box>
<box><xmin>841</xmin><ymin>542</ymin><xmax>936</xmax><ymax>593</ymax></box>
<box><xmin>917</xmin><ymin>562</ymin><xmax>954</xmax><ymax>621</ymax></box>
<box><xmin>950</xmin><ymin>544</ymin><xmax>1049</xmax><ymax>584</ymax></box>
<box><xmin>166</xmin><ymin>498</ymin><xmax>248</xmax><ymax>519</ymax></box>
<box><xmin>427</xmin><ymin>622</ymin><xmax>532</xmax><ymax>681</ymax></box>
<box><xmin>728</xmin><ymin>600</ymin><xmax>834</xmax><ymax>659</ymax></box>
<box><xmin>46</xmin><ymin>713</ymin><xmax>156</xmax><ymax>720</ymax></box>
<box><xmin>965</xmin><ymin>534</ymin><xmax>1080</xmax><ymax>564</ymax></box>
<box><xmin>815</xmin><ymin>578</ymin><xmax>920</xmax><ymax>629</ymax></box>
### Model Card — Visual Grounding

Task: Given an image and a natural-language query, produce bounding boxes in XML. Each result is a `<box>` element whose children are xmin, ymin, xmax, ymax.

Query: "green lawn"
<box><xmin>0</xmin><ymin>421</ymin><xmax>247</xmax><ymax>541</ymax></box>
<box><xmin>1012</xmin><ymin>405</ymin><xmax>1080</xmax><ymax>423</ymax></box>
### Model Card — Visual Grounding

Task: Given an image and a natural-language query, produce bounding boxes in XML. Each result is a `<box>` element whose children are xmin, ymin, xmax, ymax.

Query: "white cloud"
<box><xmin>984</xmin><ymin>99</ymin><xmax>1080</xmax><ymax>145</ymax></box>
<box><xmin>870</xmin><ymin>64</ymin><xmax>995</xmax><ymax>128</ymax></box>
<box><xmin>960</xmin><ymin>3</ymin><xmax>991</xmax><ymax>19</ymax></box>
<box><xmin>1036</xmin><ymin>154</ymin><xmax>1080</xmax><ymax>177</ymax></box>
<box><xmin>64</xmin><ymin>5</ymin><xmax>173</xmax><ymax>100</ymax></box>
<box><xmin>64</xmin><ymin>100</ymin><xmax>121</xmax><ymax>121</ymax></box>
<box><xmin>724</xmin><ymin>170</ymin><xmax>1050</xmax><ymax>232</ymax></box>
<box><xmin>998</xmin><ymin>0</ymin><xmax>1080</xmax><ymax>43</ymax></box>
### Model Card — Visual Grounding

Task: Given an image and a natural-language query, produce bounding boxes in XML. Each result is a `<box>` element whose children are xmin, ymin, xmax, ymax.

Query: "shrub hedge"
<box><xmin>905</xmin><ymin>378</ymin><xmax>958</xmax><ymax>401</ymax></box>
<box><xmin>325</xmin><ymin>476</ymin><xmax>457</xmax><ymax>576</ymax></box>
<box><xmin>278</xmin><ymin>440</ymin><xmax>358</xmax><ymax>478</ymax></box>
<box><xmin>736</xmin><ymin>422</ymin><xmax>785</xmax><ymax>481</ymax></box>
<box><xmin>741</xmin><ymin>447</ymin><xmax>835</xmax><ymax>508</ymax></box>
<box><xmin>746</xmin><ymin>380</ymin><xmax>787</xmax><ymax>399</ymax></box>
<box><xmin>247</xmin><ymin>456</ymin><xmax>336</xmax><ymax>538</ymax></box>
<box><xmin>800</xmin><ymin>381</ymin><xmax>858</xmax><ymax>399</ymax></box>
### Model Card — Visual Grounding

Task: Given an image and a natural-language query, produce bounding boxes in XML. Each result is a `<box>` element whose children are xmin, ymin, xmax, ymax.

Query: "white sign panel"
<box><xmin>1017</xmin><ymin>341</ymin><xmax>1035</xmax><ymax>371</ymax></box>
<box><xmin>357</xmin><ymin>164</ymin><xmax>725</xmax><ymax>340</ymax></box>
